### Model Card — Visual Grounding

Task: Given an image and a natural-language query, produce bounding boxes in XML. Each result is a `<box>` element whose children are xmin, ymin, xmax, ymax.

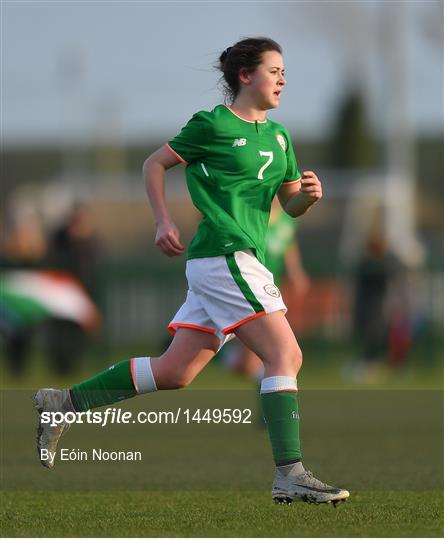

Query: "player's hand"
<box><xmin>300</xmin><ymin>171</ymin><xmax>322</xmax><ymax>203</ymax></box>
<box><xmin>154</xmin><ymin>221</ymin><xmax>185</xmax><ymax>257</ymax></box>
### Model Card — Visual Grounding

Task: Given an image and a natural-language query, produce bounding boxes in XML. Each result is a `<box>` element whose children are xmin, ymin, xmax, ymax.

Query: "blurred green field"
<box><xmin>1</xmin><ymin>336</ymin><xmax>443</xmax><ymax>391</ymax></box>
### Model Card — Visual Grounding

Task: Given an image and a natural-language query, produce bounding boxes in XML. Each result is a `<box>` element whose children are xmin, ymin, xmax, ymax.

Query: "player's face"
<box><xmin>247</xmin><ymin>51</ymin><xmax>286</xmax><ymax>110</ymax></box>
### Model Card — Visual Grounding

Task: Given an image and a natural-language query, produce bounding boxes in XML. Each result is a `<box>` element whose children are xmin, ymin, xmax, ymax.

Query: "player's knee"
<box><xmin>171</xmin><ymin>372</ymin><xmax>193</xmax><ymax>389</ymax></box>
<box><xmin>284</xmin><ymin>344</ymin><xmax>302</xmax><ymax>375</ymax></box>
<box><xmin>294</xmin><ymin>345</ymin><xmax>303</xmax><ymax>373</ymax></box>
<box><xmin>270</xmin><ymin>343</ymin><xmax>302</xmax><ymax>376</ymax></box>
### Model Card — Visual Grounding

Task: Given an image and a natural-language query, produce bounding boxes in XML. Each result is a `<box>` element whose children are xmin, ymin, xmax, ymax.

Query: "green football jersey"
<box><xmin>166</xmin><ymin>104</ymin><xmax>301</xmax><ymax>264</ymax></box>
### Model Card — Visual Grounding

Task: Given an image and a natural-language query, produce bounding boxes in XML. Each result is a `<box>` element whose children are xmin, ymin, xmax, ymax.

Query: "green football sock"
<box><xmin>70</xmin><ymin>359</ymin><xmax>136</xmax><ymax>411</ymax></box>
<box><xmin>260</xmin><ymin>376</ymin><xmax>301</xmax><ymax>465</ymax></box>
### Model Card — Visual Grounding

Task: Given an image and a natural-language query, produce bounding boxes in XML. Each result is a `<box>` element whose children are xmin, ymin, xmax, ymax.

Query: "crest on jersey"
<box><xmin>276</xmin><ymin>134</ymin><xmax>286</xmax><ymax>151</ymax></box>
<box><xmin>264</xmin><ymin>283</ymin><xmax>281</xmax><ymax>298</ymax></box>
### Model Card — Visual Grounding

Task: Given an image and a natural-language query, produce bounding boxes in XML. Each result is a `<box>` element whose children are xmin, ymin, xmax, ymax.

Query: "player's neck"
<box><xmin>230</xmin><ymin>95</ymin><xmax>267</xmax><ymax>122</ymax></box>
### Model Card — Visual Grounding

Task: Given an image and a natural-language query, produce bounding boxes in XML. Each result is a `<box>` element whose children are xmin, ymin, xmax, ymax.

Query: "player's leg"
<box><xmin>234</xmin><ymin>310</ymin><xmax>349</xmax><ymax>505</ymax></box>
<box><xmin>149</xmin><ymin>328</ymin><xmax>220</xmax><ymax>389</ymax></box>
<box><xmin>68</xmin><ymin>328</ymin><xmax>219</xmax><ymax>410</ymax></box>
<box><xmin>35</xmin><ymin>328</ymin><xmax>219</xmax><ymax>468</ymax></box>
<box><xmin>234</xmin><ymin>310</ymin><xmax>302</xmax><ymax>463</ymax></box>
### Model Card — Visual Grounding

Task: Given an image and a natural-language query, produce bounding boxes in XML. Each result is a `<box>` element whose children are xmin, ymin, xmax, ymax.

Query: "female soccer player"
<box><xmin>35</xmin><ymin>37</ymin><xmax>349</xmax><ymax>505</ymax></box>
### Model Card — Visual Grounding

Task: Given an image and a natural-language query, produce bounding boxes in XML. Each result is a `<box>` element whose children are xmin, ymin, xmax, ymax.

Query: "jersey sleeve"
<box><xmin>282</xmin><ymin>129</ymin><xmax>302</xmax><ymax>184</ymax></box>
<box><xmin>165</xmin><ymin>111</ymin><xmax>212</xmax><ymax>165</ymax></box>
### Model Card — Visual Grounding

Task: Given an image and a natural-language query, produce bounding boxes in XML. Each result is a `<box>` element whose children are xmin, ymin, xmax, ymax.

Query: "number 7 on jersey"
<box><xmin>257</xmin><ymin>151</ymin><xmax>273</xmax><ymax>180</ymax></box>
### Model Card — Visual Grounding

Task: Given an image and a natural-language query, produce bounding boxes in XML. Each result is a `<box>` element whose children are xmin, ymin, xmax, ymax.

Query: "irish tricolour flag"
<box><xmin>0</xmin><ymin>270</ymin><xmax>101</xmax><ymax>332</ymax></box>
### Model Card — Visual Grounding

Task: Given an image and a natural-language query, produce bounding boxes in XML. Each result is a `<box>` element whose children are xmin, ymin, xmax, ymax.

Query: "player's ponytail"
<box><xmin>217</xmin><ymin>37</ymin><xmax>282</xmax><ymax>103</ymax></box>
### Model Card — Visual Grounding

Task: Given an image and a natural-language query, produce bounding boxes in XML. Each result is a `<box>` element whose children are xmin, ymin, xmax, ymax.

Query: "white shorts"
<box><xmin>168</xmin><ymin>250</ymin><xmax>287</xmax><ymax>345</ymax></box>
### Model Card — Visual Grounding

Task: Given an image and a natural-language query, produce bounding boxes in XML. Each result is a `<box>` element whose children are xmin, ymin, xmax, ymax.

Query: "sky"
<box><xmin>2</xmin><ymin>1</ymin><xmax>443</xmax><ymax>145</ymax></box>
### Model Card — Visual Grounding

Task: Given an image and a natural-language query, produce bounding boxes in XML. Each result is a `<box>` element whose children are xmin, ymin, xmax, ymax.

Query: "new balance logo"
<box><xmin>232</xmin><ymin>138</ymin><xmax>247</xmax><ymax>147</ymax></box>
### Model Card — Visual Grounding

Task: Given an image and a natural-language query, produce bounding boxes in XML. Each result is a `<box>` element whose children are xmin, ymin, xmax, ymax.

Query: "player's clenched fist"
<box><xmin>300</xmin><ymin>171</ymin><xmax>322</xmax><ymax>203</ymax></box>
<box><xmin>155</xmin><ymin>221</ymin><xmax>185</xmax><ymax>257</ymax></box>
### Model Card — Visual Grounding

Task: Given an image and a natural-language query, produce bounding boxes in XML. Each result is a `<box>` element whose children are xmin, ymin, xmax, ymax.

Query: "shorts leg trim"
<box><xmin>222</xmin><ymin>310</ymin><xmax>265</xmax><ymax>335</ymax></box>
<box><xmin>225</xmin><ymin>253</ymin><xmax>264</xmax><ymax>313</ymax></box>
<box><xmin>168</xmin><ymin>323</ymin><xmax>217</xmax><ymax>335</ymax></box>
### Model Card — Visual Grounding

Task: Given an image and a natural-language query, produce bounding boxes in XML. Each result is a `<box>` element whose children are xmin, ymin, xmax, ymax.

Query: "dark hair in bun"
<box><xmin>217</xmin><ymin>37</ymin><xmax>282</xmax><ymax>103</ymax></box>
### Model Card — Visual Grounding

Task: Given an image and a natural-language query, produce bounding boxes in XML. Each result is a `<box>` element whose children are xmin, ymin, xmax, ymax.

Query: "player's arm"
<box><xmin>143</xmin><ymin>146</ymin><xmax>185</xmax><ymax>257</ymax></box>
<box><xmin>278</xmin><ymin>171</ymin><xmax>322</xmax><ymax>217</ymax></box>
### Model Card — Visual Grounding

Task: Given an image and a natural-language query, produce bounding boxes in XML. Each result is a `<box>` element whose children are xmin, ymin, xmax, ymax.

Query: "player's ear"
<box><xmin>239</xmin><ymin>68</ymin><xmax>251</xmax><ymax>85</ymax></box>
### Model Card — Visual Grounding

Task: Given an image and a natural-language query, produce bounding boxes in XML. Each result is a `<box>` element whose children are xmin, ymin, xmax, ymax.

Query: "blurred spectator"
<box><xmin>351</xmin><ymin>231</ymin><xmax>403</xmax><ymax>382</ymax></box>
<box><xmin>45</xmin><ymin>202</ymin><xmax>102</xmax><ymax>374</ymax></box>
<box><xmin>1</xmin><ymin>201</ymin><xmax>102</xmax><ymax>377</ymax></box>
<box><xmin>0</xmin><ymin>270</ymin><xmax>101</xmax><ymax>376</ymax></box>
<box><xmin>1</xmin><ymin>203</ymin><xmax>47</xmax><ymax>268</ymax></box>
<box><xmin>47</xmin><ymin>202</ymin><xmax>101</xmax><ymax>295</ymax></box>
<box><xmin>387</xmin><ymin>265</ymin><xmax>426</xmax><ymax>373</ymax></box>
<box><xmin>0</xmin><ymin>204</ymin><xmax>48</xmax><ymax>375</ymax></box>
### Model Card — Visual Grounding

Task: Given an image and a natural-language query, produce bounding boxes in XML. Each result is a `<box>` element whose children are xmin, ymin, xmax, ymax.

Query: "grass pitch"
<box><xmin>1</xmin><ymin>490</ymin><xmax>443</xmax><ymax>537</ymax></box>
<box><xmin>2</xmin><ymin>388</ymin><xmax>443</xmax><ymax>537</ymax></box>
<box><xmin>1</xmin><ymin>342</ymin><xmax>443</xmax><ymax>537</ymax></box>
